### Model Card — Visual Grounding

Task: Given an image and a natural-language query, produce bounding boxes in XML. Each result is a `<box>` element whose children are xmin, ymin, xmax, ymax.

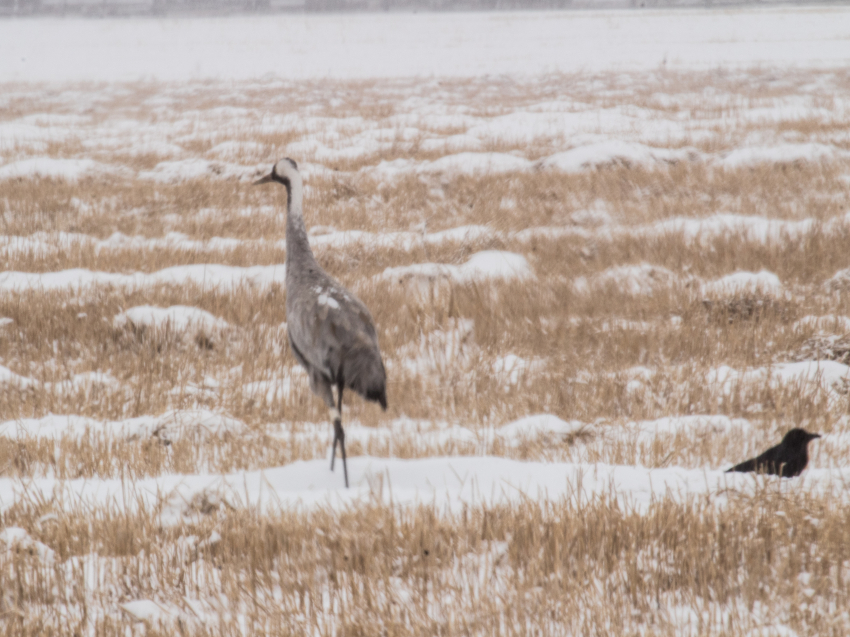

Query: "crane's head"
<box><xmin>253</xmin><ymin>157</ymin><xmax>299</xmax><ymax>188</ymax></box>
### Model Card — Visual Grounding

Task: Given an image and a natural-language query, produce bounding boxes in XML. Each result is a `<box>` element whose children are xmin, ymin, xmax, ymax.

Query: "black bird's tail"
<box><xmin>726</xmin><ymin>459</ymin><xmax>758</xmax><ymax>474</ymax></box>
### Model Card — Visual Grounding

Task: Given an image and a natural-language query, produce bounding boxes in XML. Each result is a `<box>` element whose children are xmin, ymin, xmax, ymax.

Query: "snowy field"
<box><xmin>2</xmin><ymin>6</ymin><xmax>850</xmax><ymax>82</ymax></box>
<box><xmin>2</xmin><ymin>7</ymin><xmax>850</xmax><ymax>636</ymax></box>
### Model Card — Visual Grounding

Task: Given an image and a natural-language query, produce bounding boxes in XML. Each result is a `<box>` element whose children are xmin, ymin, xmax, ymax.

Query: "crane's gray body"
<box><xmin>255</xmin><ymin>159</ymin><xmax>386</xmax><ymax>488</ymax></box>
<box><xmin>285</xmin><ymin>220</ymin><xmax>387</xmax><ymax>410</ymax></box>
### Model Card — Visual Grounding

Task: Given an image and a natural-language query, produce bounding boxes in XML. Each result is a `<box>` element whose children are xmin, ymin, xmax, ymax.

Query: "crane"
<box><xmin>254</xmin><ymin>158</ymin><xmax>387</xmax><ymax>488</ymax></box>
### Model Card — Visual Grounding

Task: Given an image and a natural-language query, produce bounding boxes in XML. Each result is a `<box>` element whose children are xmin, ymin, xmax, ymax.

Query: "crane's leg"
<box><xmin>329</xmin><ymin>384</ymin><xmax>348</xmax><ymax>488</ymax></box>
<box><xmin>330</xmin><ymin>410</ymin><xmax>339</xmax><ymax>471</ymax></box>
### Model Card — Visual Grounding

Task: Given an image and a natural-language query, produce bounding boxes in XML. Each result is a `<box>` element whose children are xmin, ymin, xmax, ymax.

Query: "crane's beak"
<box><xmin>253</xmin><ymin>172</ymin><xmax>274</xmax><ymax>185</ymax></box>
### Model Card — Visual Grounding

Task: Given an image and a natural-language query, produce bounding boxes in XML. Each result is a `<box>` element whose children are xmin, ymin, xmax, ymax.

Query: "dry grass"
<box><xmin>1</xmin><ymin>68</ymin><xmax>850</xmax><ymax>634</ymax></box>
<box><xmin>2</xmin><ymin>493</ymin><xmax>850</xmax><ymax>635</ymax></box>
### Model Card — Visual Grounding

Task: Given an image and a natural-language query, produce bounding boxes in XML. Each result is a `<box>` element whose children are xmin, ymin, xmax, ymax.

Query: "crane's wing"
<box><xmin>287</xmin><ymin>283</ymin><xmax>385</xmax><ymax>406</ymax></box>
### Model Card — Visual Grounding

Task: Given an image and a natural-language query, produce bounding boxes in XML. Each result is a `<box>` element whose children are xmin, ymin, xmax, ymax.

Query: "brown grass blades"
<box><xmin>1</xmin><ymin>493</ymin><xmax>850</xmax><ymax>635</ymax></box>
<box><xmin>1</xmin><ymin>67</ymin><xmax>850</xmax><ymax>634</ymax></box>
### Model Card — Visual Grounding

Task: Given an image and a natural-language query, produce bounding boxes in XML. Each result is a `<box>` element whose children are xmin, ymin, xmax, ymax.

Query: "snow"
<box><xmin>649</xmin><ymin>213</ymin><xmax>821</xmax><ymax>245</ymax></box>
<box><xmin>1</xmin><ymin>454</ymin><xmax>847</xmax><ymax>522</ymax></box>
<box><xmin>491</xmin><ymin>354</ymin><xmax>545</xmax><ymax>385</ymax></box>
<box><xmin>381</xmin><ymin>250</ymin><xmax>532</xmax><ymax>293</ymax></box>
<box><xmin>138</xmin><ymin>158</ymin><xmax>262</xmax><ymax>182</ymax></box>
<box><xmin>0</xmin><ymin>264</ymin><xmax>286</xmax><ymax>293</ymax></box>
<box><xmin>455</xmin><ymin>251</ymin><xmax>534</xmax><ymax>284</ymax></box>
<box><xmin>0</xmin><ymin>158</ymin><xmax>127</xmax><ymax>181</ymax></box>
<box><xmin>824</xmin><ymin>267</ymin><xmax>850</xmax><ymax>293</ymax></box>
<box><xmin>538</xmin><ymin>140</ymin><xmax>697</xmax><ymax>172</ymax></box>
<box><xmin>207</xmin><ymin>140</ymin><xmax>264</xmax><ymax>159</ymax></box>
<box><xmin>0</xmin><ymin>226</ymin><xmax>497</xmax><ymax>260</ymax></box>
<box><xmin>632</xmin><ymin>415</ymin><xmax>750</xmax><ymax>439</ymax></box>
<box><xmin>2</xmin><ymin>12</ymin><xmax>849</xmax><ymax>629</ymax></box>
<box><xmin>793</xmin><ymin>315</ymin><xmax>850</xmax><ymax>333</ymax></box>
<box><xmin>0</xmin><ymin>410</ymin><xmax>247</xmax><ymax>443</ymax></box>
<box><xmin>5</xmin><ymin>8</ymin><xmax>850</xmax><ymax>83</ymax></box>
<box><xmin>1</xmin><ymin>211</ymin><xmax>841</xmax><ymax>267</ymax></box>
<box><xmin>720</xmin><ymin>143</ymin><xmax>843</xmax><ymax>168</ymax></box>
<box><xmin>114</xmin><ymin>305</ymin><xmax>229</xmax><ymax>333</ymax></box>
<box><xmin>702</xmin><ymin>270</ymin><xmax>784</xmax><ymax>297</ymax></box>
<box><xmin>496</xmin><ymin>414</ymin><xmax>585</xmax><ymax>444</ymax></box>
<box><xmin>707</xmin><ymin>361</ymin><xmax>850</xmax><ymax>401</ymax></box>
<box><xmin>418</xmin><ymin>152</ymin><xmax>532</xmax><ymax>176</ymax></box>
<box><xmin>0</xmin><ymin>527</ymin><xmax>55</xmax><ymax>563</ymax></box>
<box><xmin>310</xmin><ymin>224</ymin><xmax>496</xmax><ymax>251</ymax></box>
<box><xmin>0</xmin><ymin>364</ymin><xmax>37</xmax><ymax>388</ymax></box>
<box><xmin>745</xmin><ymin>627</ymin><xmax>799</xmax><ymax>637</ymax></box>
<box><xmin>120</xmin><ymin>599</ymin><xmax>178</xmax><ymax>624</ymax></box>
<box><xmin>574</xmin><ymin>263</ymin><xmax>680</xmax><ymax>296</ymax></box>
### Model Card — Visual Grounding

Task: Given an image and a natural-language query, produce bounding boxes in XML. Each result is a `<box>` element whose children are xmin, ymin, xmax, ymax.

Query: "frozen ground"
<box><xmin>2</xmin><ymin>11</ymin><xmax>850</xmax><ymax>635</ymax></box>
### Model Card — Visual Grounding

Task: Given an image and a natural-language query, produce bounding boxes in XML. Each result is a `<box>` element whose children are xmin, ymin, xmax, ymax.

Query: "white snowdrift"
<box><xmin>0</xmin><ymin>158</ymin><xmax>128</xmax><ymax>181</ymax></box>
<box><xmin>573</xmin><ymin>263</ymin><xmax>680</xmax><ymax>296</ymax></box>
<box><xmin>701</xmin><ymin>270</ymin><xmax>784</xmax><ymax>297</ymax></box>
<box><xmin>114</xmin><ymin>305</ymin><xmax>229</xmax><ymax>333</ymax></box>
<box><xmin>707</xmin><ymin>360</ymin><xmax>850</xmax><ymax>400</ymax></box>
<box><xmin>381</xmin><ymin>250</ymin><xmax>533</xmax><ymax>293</ymax></box>
<box><xmin>648</xmin><ymin>213</ymin><xmax>822</xmax><ymax>245</ymax></box>
<box><xmin>720</xmin><ymin>143</ymin><xmax>844</xmax><ymax>168</ymax></box>
<box><xmin>496</xmin><ymin>414</ymin><xmax>584</xmax><ymax>445</ymax></box>
<box><xmin>0</xmin><ymin>527</ymin><xmax>55</xmax><ymax>563</ymax></box>
<box><xmin>793</xmin><ymin>315</ymin><xmax>850</xmax><ymax>333</ymax></box>
<box><xmin>309</xmin><ymin>224</ymin><xmax>496</xmax><ymax>251</ymax></box>
<box><xmin>1</xmin><ymin>455</ymin><xmax>848</xmax><ymax>523</ymax></box>
<box><xmin>0</xmin><ymin>365</ymin><xmax>37</xmax><ymax>388</ymax></box>
<box><xmin>0</xmin><ymin>409</ymin><xmax>245</xmax><ymax>443</ymax></box>
<box><xmin>3</xmin><ymin>8</ymin><xmax>850</xmax><ymax>83</ymax></box>
<box><xmin>418</xmin><ymin>152</ymin><xmax>532</xmax><ymax>175</ymax></box>
<box><xmin>538</xmin><ymin>140</ymin><xmax>697</xmax><ymax>172</ymax></box>
<box><xmin>0</xmin><ymin>264</ymin><xmax>286</xmax><ymax>293</ymax></box>
<box><xmin>138</xmin><ymin>158</ymin><xmax>263</xmax><ymax>182</ymax></box>
<box><xmin>824</xmin><ymin>267</ymin><xmax>850</xmax><ymax>293</ymax></box>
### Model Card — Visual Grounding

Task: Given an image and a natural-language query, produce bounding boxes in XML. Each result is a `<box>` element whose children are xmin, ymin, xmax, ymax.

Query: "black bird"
<box><xmin>726</xmin><ymin>428</ymin><xmax>821</xmax><ymax>478</ymax></box>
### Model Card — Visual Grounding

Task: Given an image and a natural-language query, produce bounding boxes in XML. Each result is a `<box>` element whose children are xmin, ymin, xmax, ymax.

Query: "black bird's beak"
<box><xmin>810</xmin><ymin>432</ymin><xmax>822</xmax><ymax>440</ymax></box>
<box><xmin>253</xmin><ymin>172</ymin><xmax>274</xmax><ymax>185</ymax></box>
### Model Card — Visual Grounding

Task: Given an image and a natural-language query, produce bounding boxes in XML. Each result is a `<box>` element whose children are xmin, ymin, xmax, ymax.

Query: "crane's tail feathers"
<box><xmin>343</xmin><ymin>346</ymin><xmax>387</xmax><ymax>410</ymax></box>
<box><xmin>366</xmin><ymin>387</ymin><xmax>388</xmax><ymax>410</ymax></box>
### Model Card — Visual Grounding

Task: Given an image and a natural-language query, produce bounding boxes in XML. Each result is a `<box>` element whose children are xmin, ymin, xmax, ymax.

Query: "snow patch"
<box><xmin>114</xmin><ymin>305</ymin><xmax>229</xmax><ymax>333</ymax></box>
<box><xmin>496</xmin><ymin>414</ymin><xmax>584</xmax><ymax>445</ymax></box>
<box><xmin>418</xmin><ymin>152</ymin><xmax>532</xmax><ymax>176</ymax></box>
<box><xmin>574</xmin><ymin>263</ymin><xmax>680</xmax><ymax>296</ymax></box>
<box><xmin>138</xmin><ymin>158</ymin><xmax>262</xmax><ymax>182</ymax></box>
<box><xmin>720</xmin><ymin>143</ymin><xmax>842</xmax><ymax>168</ymax></box>
<box><xmin>793</xmin><ymin>315</ymin><xmax>850</xmax><ymax>334</ymax></box>
<box><xmin>0</xmin><ymin>409</ymin><xmax>246</xmax><ymax>443</ymax></box>
<box><xmin>0</xmin><ymin>527</ymin><xmax>55</xmax><ymax>563</ymax></box>
<box><xmin>702</xmin><ymin>270</ymin><xmax>784</xmax><ymax>297</ymax></box>
<box><xmin>0</xmin><ymin>264</ymin><xmax>286</xmax><ymax>294</ymax></box>
<box><xmin>381</xmin><ymin>251</ymin><xmax>533</xmax><ymax>299</ymax></box>
<box><xmin>539</xmin><ymin>140</ymin><xmax>697</xmax><ymax>172</ymax></box>
<box><xmin>0</xmin><ymin>158</ymin><xmax>127</xmax><ymax>181</ymax></box>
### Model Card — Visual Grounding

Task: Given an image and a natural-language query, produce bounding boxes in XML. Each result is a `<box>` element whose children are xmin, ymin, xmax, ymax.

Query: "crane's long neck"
<box><xmin>284</xmin><ymin>175</ymin><xmax>317</xmax><ymax>273</ymax></box>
